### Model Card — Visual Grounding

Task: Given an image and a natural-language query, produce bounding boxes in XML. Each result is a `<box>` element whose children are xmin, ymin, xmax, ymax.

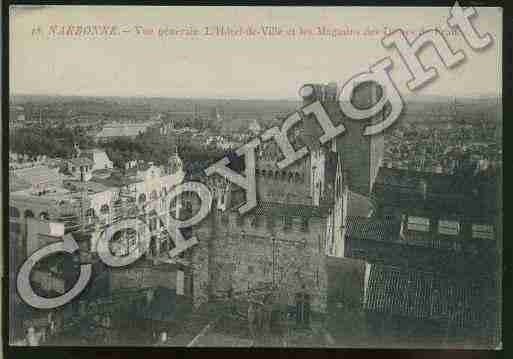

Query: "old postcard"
<box><xmin>8</xmin><ymin>5</ymin><xmax>502</xmax><ymax>349</ymax></box>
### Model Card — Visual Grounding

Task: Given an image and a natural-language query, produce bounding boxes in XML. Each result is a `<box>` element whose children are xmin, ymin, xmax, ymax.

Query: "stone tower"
<box><xmin>299</xmin><ymin>82</ymin><xmax>384</xmax><ymax>197</ymax></box>
<box><xmin>300</xmin><ymin>82</ymin><xmax>384</xmax><ymax>258</ymax></box>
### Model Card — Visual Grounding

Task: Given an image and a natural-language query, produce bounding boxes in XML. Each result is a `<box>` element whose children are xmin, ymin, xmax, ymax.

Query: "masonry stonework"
<box><xmin>191</xmin><ymin>205</ymin><xmax>330</xmax><ymax>315</ymax></box>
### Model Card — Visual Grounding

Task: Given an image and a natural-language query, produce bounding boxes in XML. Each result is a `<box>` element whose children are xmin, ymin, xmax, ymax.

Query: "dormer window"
<box><xmin>438</xmin><ymin>220</ymin><xmax>460</xmax><ymax>236</ymax></box>
<box><xmin>407</xmin><ymin>216</ymin><xmax>430</xmax><ymax>232</ymax></box>
<box><xmin>472</xmin><ymin>224</ymin><xmax>494</xmax><ymax>240</ymax></box>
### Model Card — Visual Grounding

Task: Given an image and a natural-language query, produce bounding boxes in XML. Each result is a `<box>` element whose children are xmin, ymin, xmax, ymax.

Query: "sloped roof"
<box><xmin>239</xmin><ymin>201</ymin><xmax>330</xmax><ymax>219</ymax></box>
<box><xmin>80</xmin><ymin>148</ymin><xmax>111</xmax><ymax>161</ymax></box>
<box><xmin>372</xmin><ymin>167</ymin><xmax>498</xmax><ymax>220</ymax></box>
<box><xmin>345</xmin><ymin>216</ymin><xmax>400</xmax><ymax>241</ymax></box>
<box><xmin>365</xmin><ymin>264</ymin><xmax>498</xmax><ymax>333</ymax></box>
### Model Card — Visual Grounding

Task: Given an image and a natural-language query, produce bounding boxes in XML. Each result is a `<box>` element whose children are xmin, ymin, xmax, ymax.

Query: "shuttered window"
<box><xmin>407</xmin><ymin>216</ymin><xmax>430</xmax><ymax>232</ymax></box>
<box><xmin>472</xmin><ymin>224</ymin><xmax>494</xmax><ymax>240</ymax></box>
<box><xmin>438</xmin><ymin>220</ymin><xmax>460</xmax><ymax>236</ymax></box>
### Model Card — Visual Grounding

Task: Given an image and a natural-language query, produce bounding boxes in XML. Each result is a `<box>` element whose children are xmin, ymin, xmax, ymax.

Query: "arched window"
<box><xmin>150</xmin><ymin>190</ymin><xmax>158</xmax><ymax>200</ymax></box>
<box><xmin>274</xmin><ymin>171</ymin><xmax>280</xmax><ymax>180</ymax></box>
<box><xmin>24</xmin><ymin>210</ymin><xmax>35</xmax><ymax>218</ymax></box>
<box><xmin>250</xmin><ymin>216</ymin><xmax>260</xmax><ymax>228</ymax></box>
<box><xmin>86</xmin><ymin>208</ymin><xmax>95</xmax><ymax>218</ymax></box>
<box><xmin>9</xmin><ymin>206</ymin><xmax>20</xmax><ymax>218</ymax></box>
<box><xmin>294</xmin><ymin>172</ymin><xmax>301</xmax><ymax>183</ymax></box>
<box><xmin>288</xmin><ymin>173</ymin><xmax>295</xmax><ymax>183</ymax></box>
<box><xmin>262</xmin><ymin>170</ymin><xmax>267</xmax><ymax>177</ymax></box>
<box><xmin>281</xmin><ymin>171</ymin><xmax>287</xmax><ymax>181</ymax></box>
<box><xmin>100</xmin><ymin>204</ymin><xmax>110</xmax><ymax>214</ymax></box>
<box><xmin>138</xmin><ymin>193</ymin><xmax>147</xmax><ymax>204</ymax></box>
<box><xmin>39</xmin><ymin>212</ymin><xmax>50</xmax><ymax>221</ymax></box>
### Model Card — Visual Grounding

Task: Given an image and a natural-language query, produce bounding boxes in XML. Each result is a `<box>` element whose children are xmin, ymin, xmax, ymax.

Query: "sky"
<box><xmin>10</xmin><ymin>6</ymin><xmax>502</xmax><ymax>99</ymax></box>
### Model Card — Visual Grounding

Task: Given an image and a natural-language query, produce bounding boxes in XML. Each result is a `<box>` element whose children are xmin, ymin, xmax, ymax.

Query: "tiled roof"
<box><xmin>372</xmin><ymin>167</ymin><xmax>498</xmax><ymax>219</ymax></box>
<box><xmin>365</xmin><ymin>264</ymin><xmax>498</xmax><ymax>332</ymax></box>
<box><xmin>345</xmin><ymin>216</ymin><xmax>400</xmax><ymax>241</ymax></box>
<box><xmin>238</xmin><ymin>201</ymin><xmax>330</xmax><ymax>219</ymax></box>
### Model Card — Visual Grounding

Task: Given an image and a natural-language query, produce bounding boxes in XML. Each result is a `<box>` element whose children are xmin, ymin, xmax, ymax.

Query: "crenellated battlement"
<box><xmin>209</xmin><ymin>202</ymin><xmax>329</xmax><ymax>238</ymax></box>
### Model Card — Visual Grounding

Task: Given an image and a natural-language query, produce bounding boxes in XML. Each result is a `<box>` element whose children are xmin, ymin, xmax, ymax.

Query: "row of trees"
<box><xmin>10</xmin><ymin>124</ymin><xmax>94</xmax><ymax>159</ymax></box>
<box><xmin>101</xmin><ymin>132</ymin><xmax>185</xmax><ymax>169</ymax></box>
<box><xmin>10</xmin><ymin>122</ymin><xmax>232</xmax><ymax>173</ymax></box>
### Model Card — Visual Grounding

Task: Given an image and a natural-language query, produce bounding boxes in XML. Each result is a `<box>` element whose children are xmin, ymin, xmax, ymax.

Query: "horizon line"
<box><xmin>10</xmin><ymin>92</ymin><xmax>502</xmax><ymax>101</ymax></box>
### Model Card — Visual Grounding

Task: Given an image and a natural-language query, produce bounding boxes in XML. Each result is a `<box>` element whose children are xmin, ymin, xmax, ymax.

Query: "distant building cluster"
<box><xmin>384</xmin><ymin>114</ymin><xmax>501</xmax><ymax>175</ymax></box>
<box><xmin>95</xmin><ymin>122</ymin><xmax>159</xmax><ymax>142</ymax></box>
<box><xmin>9</xmin><ymin>87</ymin><xmax>501</xmax><ymax>348</ymax></box>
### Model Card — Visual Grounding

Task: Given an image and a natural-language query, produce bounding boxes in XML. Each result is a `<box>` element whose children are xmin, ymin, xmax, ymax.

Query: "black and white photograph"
<box><xmin>7</xmin><ymin>5</ymin><xmax>502</xmax><ymax>349</ymax></box>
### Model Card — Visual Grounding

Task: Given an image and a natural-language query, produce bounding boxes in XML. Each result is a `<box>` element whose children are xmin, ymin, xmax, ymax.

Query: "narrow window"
<box><xmin>407</xmin><ymin>216</ymin><xmax>430</xmax><ymax>232</ymax></box>
<box><xmin>472</xmin><ymin>224</ymin><xmax>494</xmax><ymax>240</ymax></box>
<box><xmin>438</xmin><ymin>220</ymin><xmax>460</xmax><ymax>236</ymax></box>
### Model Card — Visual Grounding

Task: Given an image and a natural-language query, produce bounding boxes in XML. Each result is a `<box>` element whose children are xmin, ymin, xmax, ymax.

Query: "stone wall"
<box><xmin>191</xmin><ymin>207</ymin><xmax>329</xmax><ymax>314</ymax></box>
<box><xmin>109</xmin><ymin>261</ymin><xmax>178</xmax><ymax>292</ymax></box>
